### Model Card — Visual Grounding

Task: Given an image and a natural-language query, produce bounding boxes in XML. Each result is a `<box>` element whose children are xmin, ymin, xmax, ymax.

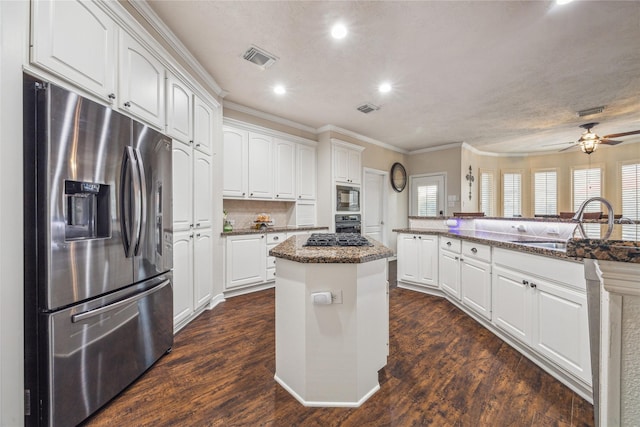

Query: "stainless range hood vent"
<box><xmin>356</xmin><ymin>103</ymin><xmax>380</xmax><ymax>114</ymax></box>
<box><xmin>577</xmin><ymin>106</ymin><xmax>605</xmax><ymax>117</ymax></box>
<box><xmin>242</xmin><ymin>45</ymin><xmax>278</xmax><ymax>69</ymax></box>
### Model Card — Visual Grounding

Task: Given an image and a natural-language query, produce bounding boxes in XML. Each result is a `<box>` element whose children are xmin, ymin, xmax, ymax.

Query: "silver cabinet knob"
<box><xmin>108</xmin><ymin>93</ymin><xmax>116</xmax><ymax>100</ymax></box>
<box><xmin>124</xmin><ymin>101</ymin><xmax>131</xmax><ymax>108</ymax></box>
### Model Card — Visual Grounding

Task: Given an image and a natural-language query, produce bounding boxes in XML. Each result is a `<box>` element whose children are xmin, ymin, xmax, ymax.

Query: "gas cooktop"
<box><xmin>304</xmin><ymin>233</ymin><xmax>373</xmax><ymax>247</ymax></box>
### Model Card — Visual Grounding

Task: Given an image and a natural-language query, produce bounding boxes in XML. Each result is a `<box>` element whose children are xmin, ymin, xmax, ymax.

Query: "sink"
<box><xmin>510</xmin><ymin>240</ymin><xmax>567</xmax><ymax>251</ymax></box>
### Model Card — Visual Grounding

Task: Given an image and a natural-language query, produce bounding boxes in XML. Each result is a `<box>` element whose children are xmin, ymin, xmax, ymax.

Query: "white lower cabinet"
<box><xmin>397</xmin><ymin>233</ymin><xmax>438</xmax><ymax>288</ymax></box>
<box><xmin>492</xmin><ymin>248</ymin><xmax>591</xmax><ymax>385</ymax></box>
<box><xmin>439</xmin><ymin>237</ymin><xmax>461</xmax><ymax>299</ymax></box>
<box><xmin>460</xmin><ymin>242</ymin><xmax>492</xmax><ymax>320</ymax></box>
<box><xmin>172</xmin><ymin>229</ymin><xmax>213</xmax><ymax>330</ymax></box>
<box><xmin>225</xmin><ymin>234</ymin><xmax>267</xmax><ymax>289</ymax></box>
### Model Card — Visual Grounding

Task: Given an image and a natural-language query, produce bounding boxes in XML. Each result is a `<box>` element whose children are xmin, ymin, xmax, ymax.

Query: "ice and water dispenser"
<box><xmin>64</xmin><ymin>180</ymin><xmax>110</xmax><ymax>240</ymax></box>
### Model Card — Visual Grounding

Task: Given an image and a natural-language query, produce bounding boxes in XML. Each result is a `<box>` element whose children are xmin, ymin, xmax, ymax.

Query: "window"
<box><xmin>533</xmin><ymin>170</ymin><xmax>557</xmax><ymax>216</ymax></box>
<box><xmin>417</xmin><ymin>185</ymin><xmax>438</xmax><ymax>216</ymax></box>
<box><xmin>479</xmin><ymin>170</ymin><xmax>495</xmax><ymax>217</ymax></box>
<box><xmin>621</xmin><ymin>162</ymin><xmax>640</xmax><ymax>241</ymax></box>
<box><xmin>409</xmin><ymin>174</ymin><xmax>445</xmax><ymax>216</ymax></box>
<box><xmin>502</xmin><ymin>172</ymin><xmax>522</xmax><ymax>217</ymax></box>
<box><xmin>572</xmin><ymin>166</ymin><xmax>602</xmax><ymax>238</ymax></box>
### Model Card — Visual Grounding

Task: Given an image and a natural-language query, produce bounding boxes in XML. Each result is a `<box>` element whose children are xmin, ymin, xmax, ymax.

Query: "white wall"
<box><xmin>1</xmin><ymin>2</ymin><xmax>29</xmax><ymax>424</ymax></box>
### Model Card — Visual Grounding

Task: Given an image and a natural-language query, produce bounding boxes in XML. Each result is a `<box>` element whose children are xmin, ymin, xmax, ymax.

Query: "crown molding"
<box><xmin>317</xmin><ymin>125</ymin><xmax>408</xmax><ymax>154</ymax></box>
<box><xmin>127</xmin><ymin>1</ymin><xmax>226</xmax><ymax>97</ymax></box>
<box><xmin>223</xmin><ymin>117</ymin><xmax>317</xmax><ymax>146</ymax></box>
<box><xmin>223</xmin><ymin>101</ymin><xmax>319</xmax><ymax>135</ymax></box>
<box><xmin>409</xmin><ymin>142</ymin><xmax>463</xmax><ymax>155</ymax></box>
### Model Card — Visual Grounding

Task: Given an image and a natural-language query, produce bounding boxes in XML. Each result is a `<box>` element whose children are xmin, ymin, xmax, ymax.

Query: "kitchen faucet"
<box><xmin>572</xmin><ymin>197</ymin><xmax>614</xmax><ymax>240</ymax></box>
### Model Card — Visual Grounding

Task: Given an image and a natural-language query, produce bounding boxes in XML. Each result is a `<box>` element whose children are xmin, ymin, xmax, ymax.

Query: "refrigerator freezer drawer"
<box><xmin>45</xmin><ymin>275</ymin><xmax>173</xmax><ymax>427</ymax></box>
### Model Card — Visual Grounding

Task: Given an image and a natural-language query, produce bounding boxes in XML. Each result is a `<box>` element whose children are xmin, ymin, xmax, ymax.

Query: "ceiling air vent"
<box><xmin>577</xmin><ymin>106</ymin><xmax>605</xmax><ymax>117</ymax></box>
<box><xmin>356</xmin><ymin>103</ymin><xmax>380</xmax><ymax>114</ymax></box>
<box><xmin>242</xmin><ymin>45</ymin><xmax>278</xmax><ymax>69</ymax></box>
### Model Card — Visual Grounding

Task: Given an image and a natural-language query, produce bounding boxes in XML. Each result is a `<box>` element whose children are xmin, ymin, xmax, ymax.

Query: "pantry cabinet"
<box><xmin>397</xmin><ymin>233</ymin><xmax>438</xmax><ymax>288</ymax></box>
<box><xmin>118</xmin><ymin>31</ymin><xmax>165</xmax><ymax>128</ymax></box>
<box><xmin>31</xmin><ymin>0</ymin><xmax>117</xmax><ymax>103</ymax></box>
<box><xmin>172</xmin><ymin>140</ymin><xmax>213</xmax><ymax>232</ymax></box>
<box><xmin>193</xmin><ymin>97</ymin><xmax>214</xmax><ymax>155</ymax></box>
<box><xmin>274</xmin><ymin>138</ymin><xmax>296</xmax><ymax>200</ymax></box>
<box><xmin>193</xmin><ymin>229</ymin><xmax>214</xmax><ymax>308</ymax></box>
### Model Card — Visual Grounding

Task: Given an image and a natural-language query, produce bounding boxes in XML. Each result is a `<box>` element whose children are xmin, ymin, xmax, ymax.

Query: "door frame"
<box><xmin>363</xmin><ymin>167</ymin><xmax>389</xmax><ymax>246</ymax></box>
<box><xmin>408</xmin><ymin>172</ymin><xmax>447</xmax><ymax>216</ymax></box>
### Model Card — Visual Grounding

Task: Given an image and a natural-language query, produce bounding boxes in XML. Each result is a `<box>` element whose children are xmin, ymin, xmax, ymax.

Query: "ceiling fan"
<box><xmin>553</xmin><ymin>122</ymin><xmax>640</xmax><ymax>154</ymax></box>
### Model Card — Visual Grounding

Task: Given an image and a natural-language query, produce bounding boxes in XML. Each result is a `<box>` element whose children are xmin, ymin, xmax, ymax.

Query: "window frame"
<box><xmin>478</xmin><ymin>168</ymin><xmax>495</xmax><ymax>217</ymax></box>
<box><xmin>501</xmin><ymin>169</ymin><xmax>523</xmax><ymax>217</ymax></box>
<box><xmin>531</xmin><ymin>168</ymin><xmax>558</xmax><ymax>217</ymax></box>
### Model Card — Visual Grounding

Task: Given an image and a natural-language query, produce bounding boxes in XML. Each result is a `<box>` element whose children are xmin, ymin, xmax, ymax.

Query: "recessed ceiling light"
<box><xmin>379</xmin><ymin>82</ymin><xmax>392</xmax><ymax>93</ymax></box>
<box><xmin>331</xmin><ymin>23</ymin><xmax>348</xmax><ymax>39</ymax></box>
<box><xmin>556</xmin><ymin>0</ymin><xmax>573</xmax><ymax>5</ymax></box>
<box><xmin>274</xmin><ymin>85</ymin><xmax>286</xmax><ymax>95</ymax></box>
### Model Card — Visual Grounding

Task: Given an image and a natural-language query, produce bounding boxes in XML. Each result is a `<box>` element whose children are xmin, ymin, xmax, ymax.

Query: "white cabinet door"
<box><xmin>118</xmin><ymin>32</ymin><xmax>165</xmax><ymax>127</ymax></box>
<box><xmin>397</xmin><ymin>234</ymin><xmax>420</xmax><ymax>283</ymax></box>
<box><xmin>295</xmin><ymin>201</ymin><xmax>316</xmax><ymax>227</ymax></box>
<box><xmin>297</xmin><ymin>144</ymin><xmax>317</xmax><ymax>200</ymax></box>
<box><xmin>418</xmin><ymin>235</ymin><xmax>439</xmax><ymax>286</ymax></box>
<box><xmin>532</xmin><ymin>278</ymin><xmax>591</xmax><ymax>384</ymax></box>
<box><xmin>193</xmin><ymin>150</ymin><xmax>213</xmax><ymax>230</ymax></box>
<box><xmin>461</xmin><ymin>257</ymin><xmax>492</xmax><ymax>320</ymax></box>
<box><xmin>248</xmin><ymin>133</ymin><xmax>273</xmax><ymax>199</ymax></box>
<box><xmin>492</xmin><ymin>266</ymin><xmax>532</xmax><ymax>346</ymax></box>
<box><xmin>333</xmin><ymin>145</ymin><xmax>349</xmax><ymax>183</ymax></box>
<box><xmin>439</xmin><ymin>249</ymin><xmax>460</xmax><ymax>299</ymax></box>
<box><xmin>173</xmin><ymin>231</ymin><xmax>194</xmax><ymax>327</ymax></box>
<box><xmin>166</xmin><ymin>74</ymin><xmax>193</xmax><ymax>143</ymax></box>
<box><xmin>193</xmin><ymin>97</ymin><xmax>213</xmax><ymax>155</ymax></box>
<box><xmin>274</xmin><ymin>138</ymin><xmax>296</xmax><ymax>200</ymax></box>
<box><xmin>226</xmin><ymin>234</ymin><xmax>266</xmax><ymax>289</ymax></box>
<box><xmin>172</xmin><ymin>140</ymin><xmax>193</xmax><ymax>232</ymax></box>
<box><xmin>31</xmin><ymin>0</ymin><xmax>117</xmax><ymax>102</ymax></box>
<box><xmin>347</xmin><ymin>149</ymin><xmax>362</xmax><ymax>184</ymax></box>
<box><xmin>193</xmin><ymin>229</ymin><xmax>213</xmax><ymax>308</ymax></box>
<box><xmin>223</xmin><ymin>127</ymin><xmax>248</xmax><ymax>198</ymax></box>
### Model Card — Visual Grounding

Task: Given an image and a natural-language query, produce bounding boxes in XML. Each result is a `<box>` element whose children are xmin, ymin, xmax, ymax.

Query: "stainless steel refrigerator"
<box><xmin>23</xmin><ymin>74</ymin><xmax>174</xmax><ymax>427</ymax></box>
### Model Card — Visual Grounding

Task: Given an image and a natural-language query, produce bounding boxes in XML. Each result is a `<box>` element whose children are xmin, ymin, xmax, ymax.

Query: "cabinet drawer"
<box><xmin>267</xmin><ymin>256</ymin><xmax>276</xmax><ymax>269</ymax></box>
<box><xmin>462</xmin><ymin>241</ymin><xmax>491</xmax><ymax>262</ymax></box>
<box><xmin>267</xmin><ymin>233</ymin><xmax>286</xmax><ymax>245</ymax></box>
<box><xmin>266</xmin><ymin>267</ymin><xmax>276</xmax><ymax>281</ymax></box>
<box><xmin>440</xmin><ymin>237</ymin><xmax>461</xmax><ymax>253</ymax></box>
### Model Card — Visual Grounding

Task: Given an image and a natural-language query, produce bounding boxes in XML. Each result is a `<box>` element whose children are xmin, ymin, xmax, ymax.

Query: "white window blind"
<box><xmin>503</xmin><ymin>173</ymin><xmax>521</xmax><ymax>217</ymax></box>
<box><xmin>534</xmin><ymin>171</ymin><xmax>557</xmax><ymax>216</ymax></box>
<box><xmin>417</xmin><ymin>185</ymin><xmax>438</xmax><ymax>216</ymax></box>
<box><xmin>621</xmin><ymin>163</ymin><xmax>640</xmax><ymax>241</ymax></box>
<box><xmin>573</xmin><ymin>167</ymin><xmax>602</xmax><ymax>238</ymax></box>
<box><xmin>480</xmin><ymin>172</ymin><xmax>494</xmax><ymax>216</ymax></box>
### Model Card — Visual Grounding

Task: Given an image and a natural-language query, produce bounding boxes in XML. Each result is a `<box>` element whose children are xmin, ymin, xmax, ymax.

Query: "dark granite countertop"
<box><xmin>269</xmin><ymin>235</ymin><xmax>394</xmax><ymax>264</ymax></box>
<box><xmin>566</xmin><ymin>239</ymin><xmax>640</xmax><ymax>264</ymax></box>
<box><xmin>221</xmin><ymin>226</ymin><xmax>328</xmax><ymax>237</ymax></box>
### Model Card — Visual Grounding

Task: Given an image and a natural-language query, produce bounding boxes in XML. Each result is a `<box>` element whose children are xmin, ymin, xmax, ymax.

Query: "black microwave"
<box><xmin>336</xmin><ymin>185</ymin><xmax>360</xmax><ymax>212</ymax></box>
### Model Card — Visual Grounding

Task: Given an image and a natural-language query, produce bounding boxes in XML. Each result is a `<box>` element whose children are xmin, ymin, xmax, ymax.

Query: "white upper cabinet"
<box><xmin>248</xmin><ymin>133</ymin><xmax>273</xmax><ymax>199</ymax></box>
<box><xmin>193</xmin><ymin>97</ymin><xmax>213</xmax><ymax>155</ymax></box>
<box><xmin>118</xmin><ymin>31</ymin><xmax>165</xmax><ymax>128</ymax></box>
<box><xmin>172</xmin><ymin>140</ymin><xmax>194</xmax><ymax>232</ymax></box>
<box><xmin>166</xmin><ymin>74</ymin><xmax>193</xmax><ymax>143</ymax></box>
<box><xmin>193</xmin><ymin>150</ymin><xmax>213</xmax><ymax>230</ymax></box>
<box><xmin>333</xmin><ymin>141</ymin><xmax>363</xmax><ymax>184</ymax></box>
<box><xmin>223</xmin><ymin>127</ymin><xmax>248</xmax><ymax>198</ymax></box>
<box><xmin>297</xmin><ymin>144</ymin><xmax>317</xmax><ymax>200</ymax></box>
<box><xmin>31</xmin><ymin>0</ymin><xmax>117</xmax><ymax>102</ymax></box>
<box><xmin>274</xmin><ymin>138</ymin><xmax>296</xmax><ymax>200</ymax></box>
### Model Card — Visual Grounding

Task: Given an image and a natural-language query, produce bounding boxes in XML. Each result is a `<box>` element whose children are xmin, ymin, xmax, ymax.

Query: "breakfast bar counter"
<box><xmin>270</xmin><ymin>234</ymin><xmax>393</xmax><ymax>407</ymax></box>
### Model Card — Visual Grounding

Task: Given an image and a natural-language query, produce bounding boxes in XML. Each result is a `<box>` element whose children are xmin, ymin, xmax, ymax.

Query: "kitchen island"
<box><xmin>269</xmin><ymin>235</ymin><xmax>394</xmax><ymax>407</ymax></box>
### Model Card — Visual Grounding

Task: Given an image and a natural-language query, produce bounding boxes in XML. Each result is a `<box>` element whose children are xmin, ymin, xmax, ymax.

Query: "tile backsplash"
<box><xmin>223</xmin><ymin>199</ymin><xmax>295</xmax><ymax>230</ymax></box>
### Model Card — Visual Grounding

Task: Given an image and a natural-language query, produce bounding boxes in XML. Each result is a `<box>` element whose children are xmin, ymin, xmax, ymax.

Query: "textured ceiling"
<box><xmin>146</xmin><ymin>0</ymin><xmax>640</xmax><ymax>153</ymax></box>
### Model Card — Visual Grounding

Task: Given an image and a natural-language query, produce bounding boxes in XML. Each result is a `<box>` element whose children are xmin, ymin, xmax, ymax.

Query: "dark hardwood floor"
<box><xmin>84</xmin><ymin>262</ymin><xmax>594</xmax><ymax>426</ymax></box>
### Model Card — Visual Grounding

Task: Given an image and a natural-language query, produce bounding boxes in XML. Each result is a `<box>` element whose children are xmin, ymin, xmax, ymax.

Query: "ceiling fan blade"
<box><xmin>602</xmin><ymin>130</ymin><xmax>640</xmax><ymax>139</ymax></box>
<box><xmin>542</xmin><ymin>141</ymin><xmax>574</xmax><ymax>147</ymax></box>
<box><xmin>559</xmin><ymin>145</ymin><xmax>578</xmax><ymax>152</ymax></box>
<box><xmin>600</xmin><ymin>139</ymin><xmax>623</xmax><ymax>145</ymax></box>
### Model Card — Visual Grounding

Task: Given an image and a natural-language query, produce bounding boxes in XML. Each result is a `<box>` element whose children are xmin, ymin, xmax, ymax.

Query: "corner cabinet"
<box><xmin>397</xmin><ymin>233</ymin><xmax>438</xmax><ymax>288</ymax></box>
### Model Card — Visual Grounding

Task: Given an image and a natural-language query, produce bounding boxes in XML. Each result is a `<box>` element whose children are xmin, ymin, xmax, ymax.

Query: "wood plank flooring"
<box><xmin>84</xmin><ymin>265</ymin><xmax>594</xmax><ymax>426</ymax></box>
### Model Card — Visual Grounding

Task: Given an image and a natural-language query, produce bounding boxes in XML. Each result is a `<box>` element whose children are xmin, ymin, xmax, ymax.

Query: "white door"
<box><xmin>410</xmin><ymin>174</ymin><xmax>446</xmax><ymax>216</ymax></box>
<box><xmin>364</xmin><ymin>169</ymin><xmax>387</xmax><ymax>245</ymax></box>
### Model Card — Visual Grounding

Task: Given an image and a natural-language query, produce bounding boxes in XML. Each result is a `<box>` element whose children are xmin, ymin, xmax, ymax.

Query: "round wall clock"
<box><xmin>390</xmin><ymin>162</ymin><xmax>407</xmax><ymax>192</ymax></box>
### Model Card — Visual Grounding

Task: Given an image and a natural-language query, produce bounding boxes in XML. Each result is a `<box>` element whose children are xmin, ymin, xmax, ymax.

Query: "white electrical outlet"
<box><xmin>546</xmin><ymin>226</ymin><xmax>560</xmax><ymax>235</ymax></box>
<box><xmin>331</xmin><ymin>290</ymin><xmax>343</xmax><ymax>304</ymax></box>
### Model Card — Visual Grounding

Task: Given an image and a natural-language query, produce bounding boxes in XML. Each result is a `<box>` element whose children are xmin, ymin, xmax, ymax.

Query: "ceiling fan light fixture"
<box><xmin>579</xmin><ymin>130</ymin><xmax>599</xmax><ymax>154</ymax></box>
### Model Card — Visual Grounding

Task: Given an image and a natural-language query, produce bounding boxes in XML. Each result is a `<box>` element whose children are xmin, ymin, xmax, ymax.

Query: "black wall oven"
<box><xmin>336</xmin><ymin>185</ymin><xmax>360</xmax><ymax>212</ymax></box>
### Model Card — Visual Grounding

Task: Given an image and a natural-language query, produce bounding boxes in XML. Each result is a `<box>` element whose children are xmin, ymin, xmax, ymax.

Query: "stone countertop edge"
<box><xmin>269</xmin><ymin>235</ymin><xmax>394</xmax><ymax>264</ymax></box>
<box><xmin>408</xmin><ymin>216</ymin><xmax>639</xmax><ymax>224</ymax></box>
<box><xmin>394</xmin><ymin>228</ymin><xmax>640</xmax><ymax>264</ymax></box>
<box><xmin>221</xmin><ymin>226</ymin><xmax>329</xmax><ymax>237</ymax></box>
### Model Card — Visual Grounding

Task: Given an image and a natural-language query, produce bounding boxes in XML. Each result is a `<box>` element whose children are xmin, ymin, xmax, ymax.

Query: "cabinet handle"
<box><xmin>108</xmin><ymin>93</ymin><xmax>116</xmax><ymax>100</ymax></box>
<box><xmin>196</xmin><ymin>143</ymin><xmax>201</xmax><ymax>147</ymax></box>
<box><xmin>455</xmin><ymin>256</ymin><xmax>459</xmax><ymax>261</ymax></box>
<box><xmin>530</xmin><ymin>282</ymin><xmax>537</xmax><ymax>289</ymax></box>
<box><xmin>273</xmin><ymin>236</ymin><xmax>279</xmax><ymax>241</ymax></box>
<box><xmin>189</xmin><ymin>140</ymin><xmax>194</xmax><ymax>144</ymax></box>
<box><xmin>299</xmin><ymin>195</ymin><xmax>302</xmax><ymax>198</ymax></box>
<box><xmin>460</xmin><ymin>258</ymin><xmax>464</xmax><ymax>262</ymax></box>
<box><xmin>471</xmin><ymin>247</ymin><xmax>478</xmax><ymax>253</ymax></box>
<box><xmin>196</xmin><ymin>233</ymin><xmax>201</xmax><ymax>237</ymax></box>
<box><xmin>124</xmin><ymin>101</ymin><xmax>131</xmax><ymax>108</ymax></box>
<box><xmin>446</xmin><ymin>241</ymin><xmax>451</xmax><ymax>246</ymax></box>
<box><xmin>276</xmin><ymin>194</ymin><xmax>279</xmax><ymax>198</ymax></box>
<box><xmin>261</xmin><ymin>235</ymin><xmax>265</xmax><ymax>238</ymax></box>
<box><xmin>190</xmin><ymin>223</ymin><xmax>194</xmax><ymax>228</ymax></box>
<box><xmin>242</xmin><ymin>192</ymin><xmax>246</xmax><ymax>196</ymax></box>
<box><xmin>418</xmin><ymin>236</ymin><xmax>422</xmax><ymax>239</ymax></box>
<box><xmin>250</xmin><ymin>193</ymin><xmax>254</xmax><ymax>196</ymax></box>
<box><xmin>196</xmin><ymin>223</ymin><xmax>201</xmax><ymax>227</ymax></box>
<box><xmin>189</xmin><ymin>234</ymin><xmax>194</xmax><ymax>239</ymax></box>
<box><xmin>522</xmin><ymin>280</ymin><xmax>529</xmax><ymax>285</ymax></box>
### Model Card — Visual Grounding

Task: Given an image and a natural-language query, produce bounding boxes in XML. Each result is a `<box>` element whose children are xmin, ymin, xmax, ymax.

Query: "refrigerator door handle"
<box><xmin>128</xmin><ymin>146</ymin><xmax>142</xmax><ymax>257</ymax></box>
<box><xmin>120</xmin><ymin>147</ymin><xmax>136</xmax><ymax>257</ymax></box>
<box><xmin>133</xmin><ymin>147</ymin><xmax>147</xmax><ymax>256</ymax></box>
<box><xmin>71</xmin><ymin>278</ymin><xmax>171</xmax><ymax>323</ymax></box>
